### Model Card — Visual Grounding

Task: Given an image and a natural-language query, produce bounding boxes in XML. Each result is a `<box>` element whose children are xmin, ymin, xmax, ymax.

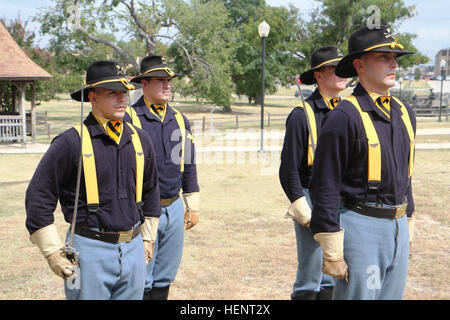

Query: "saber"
<box><xmin>64</xmin><ymin>83</ymin><xmax>83</xmax><ymax>267</ymax></box>
<box><xmin>292</xmin><ymin>76</ymin><xmax>316</xmax><ymax>154</ymax></box>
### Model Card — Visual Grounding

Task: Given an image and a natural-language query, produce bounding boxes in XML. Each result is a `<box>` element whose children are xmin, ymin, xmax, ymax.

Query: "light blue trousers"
<box><xmin>292</xmin><ymin>189</ymin><xmax>334</xmax><ymax>298</ymax></box>
<box><xmin>145</xmin><ymin>197</ymin><xmax>185</xmax><ymax>291</ymax></box>
<box><xmin>334</xmin><ymin>206</ymin><xmax>410</xmax><ymax>300</ymax></box>
<box><xmin>64</xmin><ymin>229</ymin><xmax>146</xmax><ymax>300</ymax></box>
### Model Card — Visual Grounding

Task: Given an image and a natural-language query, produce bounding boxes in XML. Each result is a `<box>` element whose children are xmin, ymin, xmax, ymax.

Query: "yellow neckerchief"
<box><xmin>93</xmin><ymin>113</ymin><xmax>122</xmax><ymax>144</ymax></box>
<box><xmin>368</xmin><ymin>90</ymin><xmax>391</xmax><ymax>120</ymax></box>
<box><xmin>319</xmin><ymin>90</ymin><xmax>340</xmax><ymax>110</ymax></box>
<box><xmin>144</xmin><ymin>97</ymin><xmax>167</xmax><ymax>122</ymax></box>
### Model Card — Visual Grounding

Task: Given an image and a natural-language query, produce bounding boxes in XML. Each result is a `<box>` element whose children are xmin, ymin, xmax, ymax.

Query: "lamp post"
<box><xmin>439</xmin><ymin>59</ymin><xmax>446</xmax><ymax>122</ymax></box>
<box><xmin>258</xmin><ymin>20</ymin><xmax>270</xmax><ymax>152</ymax></box>
<box><xmin>399</xmin><ymin>77</ymin><xmax>403</xmax><ymax>100</ymax></box>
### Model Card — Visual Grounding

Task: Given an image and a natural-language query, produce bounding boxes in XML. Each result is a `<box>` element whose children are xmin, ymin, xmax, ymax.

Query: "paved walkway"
<box><xmin>0</xmin><ymin>142</ymin><xmax>49</xmax><ymax>154</ymax></box>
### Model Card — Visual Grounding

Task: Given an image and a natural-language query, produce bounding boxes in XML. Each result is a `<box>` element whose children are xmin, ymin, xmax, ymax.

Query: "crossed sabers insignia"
<box><xmin>384</xmin><ymin>28</ymin><xmax>395</xmax><ymax>40</ymax></box>
<box><xmin>115</xmin><ymin>64</ymin><xmax>125</xmax><ymax>76</ymax></box>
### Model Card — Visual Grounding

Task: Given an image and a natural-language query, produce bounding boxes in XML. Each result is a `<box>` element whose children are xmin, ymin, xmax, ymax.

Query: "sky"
<box><xmin>1</xmin><ymin>0</ymin><xmax>449</xmax><ymax>64</ymax></box>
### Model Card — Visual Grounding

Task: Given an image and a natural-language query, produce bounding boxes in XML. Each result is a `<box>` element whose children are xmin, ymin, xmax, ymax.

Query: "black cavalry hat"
<box><xmin>70</xmin><ymin>60</ymin><xmax>140</xmax><ymax>102</ymax></box>
<box><xmin>300</xmin><ymin>46</ymin><xmax>343</xmax><ymax>85</ymax></box>
<box><xmin>335</xmin><ymin>26</ymin><xmax>413</xmax><ymax>78</ymax></box>
<box><xmin>130</xmin><ymin>55</ymin><xmax>178</xmax><ymax>83</ymax></box>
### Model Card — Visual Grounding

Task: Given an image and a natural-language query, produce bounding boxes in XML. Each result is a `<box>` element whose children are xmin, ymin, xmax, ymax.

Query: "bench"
<box><xmin>0</xmin><ymin>115</ymin><xmax>24</xmax><ymax>142</ymax></box>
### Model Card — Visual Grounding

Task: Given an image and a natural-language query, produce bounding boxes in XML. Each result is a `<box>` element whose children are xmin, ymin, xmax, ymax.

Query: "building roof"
<box><xmin>0</xmin><ymin>21</ymin><xmax>52</xmax><ymax>81</ymax></box>
<box><xmin>436</xmin><ymin>48</ymin><xmax>450</xmax><ymax>56</ymax></box>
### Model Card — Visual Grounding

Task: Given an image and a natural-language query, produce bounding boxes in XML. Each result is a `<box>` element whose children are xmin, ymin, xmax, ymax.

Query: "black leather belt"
<box><xmin>160</xmin><ymin>194</ymin><xmax>180</xmax><ymax>207</ymax></box>
<box><xmin>343</xmin><ymin>199</ymin><xmax>407</xmax><ymax>219</ymax></box>
<box><xmin>74</xmin><ymin>225</ymin><xmax>141</xmax><ymax>244</ymax></box>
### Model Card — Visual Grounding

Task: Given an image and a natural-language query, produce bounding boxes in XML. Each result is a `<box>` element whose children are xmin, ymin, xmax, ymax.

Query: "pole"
<box><xmin>64</xmin><ymin>83</ymin><xmax>83</xmax><ymax>268</ymax></box>
<box><xmin>439</xmin><ymin>67</ymin><xmax>444</xmax><ymax>122</ymax></box>
<box><xmin>260</xmin><ymin>36</ymin><xmax>266</xmax><ymax>152</ymax></box>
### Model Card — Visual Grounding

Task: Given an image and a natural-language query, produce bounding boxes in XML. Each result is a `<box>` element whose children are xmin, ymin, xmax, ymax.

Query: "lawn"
<box><xmin>0</xmin><ymin>148</ymin><xmax>448</xmax><ymax>300</ymax></box>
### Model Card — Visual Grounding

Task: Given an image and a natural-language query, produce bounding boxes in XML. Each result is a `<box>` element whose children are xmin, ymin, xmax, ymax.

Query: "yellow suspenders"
<box><xmin>345</xmin><ymin>95</ymin><xmax>415</xmax><ymax>188</ymax></box>
<box><xmin>392</xmin><ymin>96</ymin><xmax>415</xmax><ymax>178</ymax></box>
<box><xmin>126</xmin><ymin>105</ymin><xmax>187</xmax><ymax>172</ymax></box>
<box><xmin>127</xmin><ymin>123</ymin><xmax>145</xmax><ymax>205</ymax></box>
<box><xmin>171</xmin><ymin>107</ymin><xmax>186</xmax><ymax>173</ymax></box>
<box><xmin>74</xmin><ymin>122</ymin><xmax>144</xmax><ymax>210</ymax></box>
<box><xmin>297</xmin><ymin>102</ymin><xmax>317</xmax><ymax>166</ymax></box>
<box><xmin>126</xmin><ymin>106</ymin><xmax>142</xmax><ymax>129</ymax></box>
<box><xmin>74</xmin><ymin>124</ymin><xmax>99</xmax><ymax>208</ymax></box>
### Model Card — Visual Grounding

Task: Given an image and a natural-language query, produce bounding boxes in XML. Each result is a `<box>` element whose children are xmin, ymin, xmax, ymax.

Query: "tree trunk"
<box><xmin>222</xmin><ymin>105</ymin><xmax>232</xmax><ymax>113</ymax></box>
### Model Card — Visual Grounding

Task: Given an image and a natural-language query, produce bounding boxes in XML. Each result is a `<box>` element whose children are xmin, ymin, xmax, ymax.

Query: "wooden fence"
<box><xmin>189</xmin><ymin>107</ymin><xmax>449</xmax><ymax>133</ymax></box>
<box><xmin>26</xmin><ymin>111</ymin><xmax>51</xmax><ymax>138</ymax></box>
<box><xmin>189</xmin><ymin>113</ymin><xmax>289</xmax><ymax>132</ymax></box>
<box><xmin>413</xmin><ymin>106</ymin><xmax>449</xmax><ymax>118</ymax></box>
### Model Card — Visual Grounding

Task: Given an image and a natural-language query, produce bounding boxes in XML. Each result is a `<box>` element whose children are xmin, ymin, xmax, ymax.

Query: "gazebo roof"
<box><xmin>0</xmin><ymin>21</ymin><xmax>52</xmax><ymax>81</ymax></box>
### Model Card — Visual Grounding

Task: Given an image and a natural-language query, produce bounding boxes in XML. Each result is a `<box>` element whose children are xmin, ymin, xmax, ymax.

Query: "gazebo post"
<box><xmin>15</xmin><ymin>82</ymin><xmax>27</xmax><ymax>146</ymax></box>
<box><xmin>0</xmin><ymin>21</ymin><xmax>52</xmax><ymax>145</ymax></box>
<box><xmin>31</xmin><ymin>82</ymin><xmax>36</xmax><ymax>144</ymax></box>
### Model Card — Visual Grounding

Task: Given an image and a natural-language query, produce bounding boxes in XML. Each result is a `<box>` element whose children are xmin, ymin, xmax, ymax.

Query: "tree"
<box><xmin>414</xmin><ymin>67</ymin><xmax>421</xmax><ymax>81</ymax></box>
<box><xmin>166</xmin><ymin>0</ymin><xmax>236</xmax><ymax>111</ymax></box>
<box><xmin>308</xmin><ymin>0</ymin><xmax>429</xmax><ymax>67</ymax></box>
<box><xmin>35</xmin><ymin>0</ymin><xmax>236</xmax><ymax>109</ymax></box>
<box><xmin>232</xmin><ymin>4</ymin><xmax>306</xmax><ymax>104</ymax></box>
<box><xmin>220</xmin><ymin>0</ymin><xmax>266</xmax><ymax>27</ymax></box>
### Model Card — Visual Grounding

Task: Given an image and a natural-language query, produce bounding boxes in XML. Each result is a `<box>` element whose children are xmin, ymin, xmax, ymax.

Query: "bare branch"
<box><xmin>152</xmin><ymin>33</ymin><xmax>200</xmax><ymax>71</ymax></box>
<box><xmin>76</xmin><ymin>25</ymin><xmax>139</xmax><ymax>69</ymax></box>
<box><xmin>120</xmin><ymin>0</ymin><xmax>155</xmax><ymax>53</ymax></box>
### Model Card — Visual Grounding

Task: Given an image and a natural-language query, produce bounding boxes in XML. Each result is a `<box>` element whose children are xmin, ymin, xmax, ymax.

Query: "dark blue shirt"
<box><xmin>124</xmin><ymin>96</ymin><xmax>199</xmax><ymax>199</ymax></box>
<box><xmin>25</xmin><ymin>112</ymin><xmax>161</xmax><ymax>234</ymax></box>
<box><xmin>279</xmin><ymin>89</ymin><xmax>333</xmax><ymax>203</ymax></box>
<box><xmin>310</xmin><ymin>83</ymin><xmax>416</xmax><ymax>234</ymax></box>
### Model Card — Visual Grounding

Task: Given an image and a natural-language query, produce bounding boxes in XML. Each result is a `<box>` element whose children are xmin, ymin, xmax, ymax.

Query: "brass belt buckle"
<box><xmin>118</xmin><ymin>229</ymin><xmax>134</xmax><ymax>243</ymax></box>
<box><xmin>395</xmin><ymin>204</ymin><xmax>407</xmax><ymax>218</ymax></box>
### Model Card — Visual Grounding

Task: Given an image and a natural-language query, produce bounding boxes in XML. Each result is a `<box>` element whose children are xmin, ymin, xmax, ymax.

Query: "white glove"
<box><xmin>286</xmin><ymin>196</ymin><xmax>311</xmax><ymax>227</ymax></box>
<box><xmin>314</xmin><ymin>229</ymin><xmax>349</xmax><ymax>282</ymax></box>
<box><xmin>30</xmin><ymin>224</ymin><xmax>75</xmax><ymax>280</ymax></box>
<box><xmin>183</xmin><ymin>192</ymin><xmax>200</xmax><ymax>230</ymax></box>
<box><xmin>141</xmin><ymin>217</ymin><xmax>160</xmax><ymax>264</ymax></box>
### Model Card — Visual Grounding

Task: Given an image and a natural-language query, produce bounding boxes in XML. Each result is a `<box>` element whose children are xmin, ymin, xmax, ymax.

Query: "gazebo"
<box><xmin>0</xmin><ymin>21</ymin><xmax>52</xmax><ymax>145</ymax></box>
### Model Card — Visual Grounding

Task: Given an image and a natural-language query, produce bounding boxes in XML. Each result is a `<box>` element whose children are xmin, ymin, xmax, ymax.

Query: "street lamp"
<box><xmin>439</xmin><ymin>59</ymin><xmax>446</xmax><ymax>122</ymax></box>
<box><xmin>258</xmin><ymin>20</ymin><xmax>270</xmax><ymax>152</ymax></box>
